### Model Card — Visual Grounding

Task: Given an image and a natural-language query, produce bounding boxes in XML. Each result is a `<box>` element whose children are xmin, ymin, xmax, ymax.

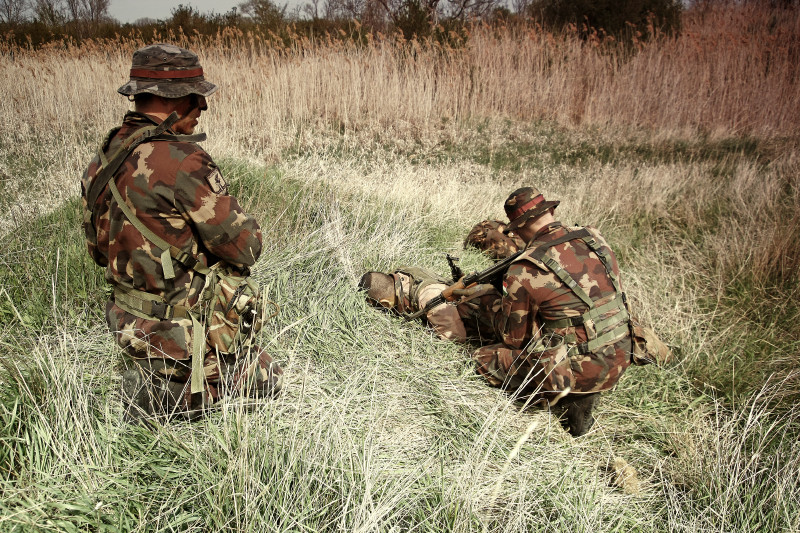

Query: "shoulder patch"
<box><xmin>205</xmin><ymin>168</ymin><xmax>228</xmax><ymax>195</ymax></box>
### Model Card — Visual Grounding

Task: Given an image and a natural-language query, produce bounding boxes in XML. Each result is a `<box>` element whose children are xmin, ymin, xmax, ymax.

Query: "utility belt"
<box><xmin>114</xmin><ymin>285</ymin><xmax>191</xmax><ymax>321</ymax></box>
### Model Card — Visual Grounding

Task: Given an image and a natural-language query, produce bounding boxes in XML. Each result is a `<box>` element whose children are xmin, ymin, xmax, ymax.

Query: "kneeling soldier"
<box><xmin>473</xmin><ymin>187</ymin><xmax>633</xmax><ymax>436</ymax></box>
<box><xmin>81</xmin><ymin>44</ymin><xmax>282</xmax><ymax>421</ymax></box>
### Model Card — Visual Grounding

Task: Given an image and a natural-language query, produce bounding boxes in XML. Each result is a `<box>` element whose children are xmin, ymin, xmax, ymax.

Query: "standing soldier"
<box><xmin>81</xmin><ymin>44</ymin><xmax>282</xmax><ymax>420</ymax></box>
<box><xmin>471</xmin><ymin>187</ymin><xmax>633</xmax><ymax>436</ymax></box>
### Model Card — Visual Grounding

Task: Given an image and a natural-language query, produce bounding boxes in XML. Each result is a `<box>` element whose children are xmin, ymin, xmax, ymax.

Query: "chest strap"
<box><xmin>107</xmin><ymin>178</ymin><xmax>210</xmax><ymax>281</ymax></box>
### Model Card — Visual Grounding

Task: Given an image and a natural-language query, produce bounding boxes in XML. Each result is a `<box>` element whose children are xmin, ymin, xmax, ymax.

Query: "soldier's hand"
<box><xmin>451</xmin><ymin>284</ymin><xmax>495</xmax><ymax>299</ymax></box>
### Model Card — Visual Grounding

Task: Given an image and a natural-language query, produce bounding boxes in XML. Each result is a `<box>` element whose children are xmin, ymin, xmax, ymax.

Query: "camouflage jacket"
<box><xmin>489</xmin><ymin>222</ymin><xmax>631</xmax><ymax>392</ymax></box>
<box><xmin>464</xmin><ymin>219</ymin><xmax>526</xmax><ymax>260</ymax></box>
<box><xmin>81</xmin><ymin>112</ymin><xmax>262</xmax><ymax>360</ymax></box>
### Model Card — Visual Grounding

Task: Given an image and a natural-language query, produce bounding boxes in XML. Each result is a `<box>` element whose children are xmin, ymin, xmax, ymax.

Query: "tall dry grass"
<box><xmin>0</xmin><ymin>3</ymin><xmax>798</xmax><ymax>233</ymax></box>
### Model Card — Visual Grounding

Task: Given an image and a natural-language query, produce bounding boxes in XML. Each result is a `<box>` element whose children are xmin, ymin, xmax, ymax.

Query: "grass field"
<box><xmin>1</xmin><ymin>3</ymin><xmax>799</xmax><ymax>531</ymax></box>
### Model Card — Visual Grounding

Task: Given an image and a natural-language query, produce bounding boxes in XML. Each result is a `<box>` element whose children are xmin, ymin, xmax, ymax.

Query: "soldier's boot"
<box><xmin>121</xmin><ymin>368</ymin><xmax>155</xmax><ymax>423</ymax></box>
<box><xmin>246</xmin><ymin>353</ymin><xmax>284</xmax><ymax>399</ymax></box>
<box><xmin>156</xmin><ymin>377</ymin><xmax>206</xmax><ymax>421</ymax></box>
<box><xmin>560</xmin><ymin>393</ymin><xmax>599</xmax><ymax>437</ymax></box>
<box><xmin>259</xmin><ymin>360</ymin><xmax>284</xmax><ymax>398</ymax></box>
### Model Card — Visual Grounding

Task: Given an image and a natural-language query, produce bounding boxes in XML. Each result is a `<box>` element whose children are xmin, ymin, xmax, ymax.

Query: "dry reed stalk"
<box><xmin>0</xmin><ymin>4</ymin><xmax>797</xmax><ymax>232</ymax></box>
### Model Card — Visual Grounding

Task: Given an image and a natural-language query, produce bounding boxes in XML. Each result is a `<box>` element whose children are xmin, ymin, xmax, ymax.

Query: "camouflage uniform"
<box><xmin>390</xmin><ymin>267</ymin><xmax>498</xmax><ymax>343</ymax></box>
<box><xmin>464</xmin><ymin>219</ymin><xmax>525</xmax><ymax>260</ymax></box>
<box><xmin>82</xmin><ymin>44</ymin><xmax>281</xmax><ymax>416</ymax></box>
<box><xmin>472</xmin><ymin>189</ymin><xmax>631</xmax><ymax>408</ymax></box>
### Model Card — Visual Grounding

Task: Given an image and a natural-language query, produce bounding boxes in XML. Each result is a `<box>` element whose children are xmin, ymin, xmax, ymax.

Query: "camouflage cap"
<box><xmin>357</xmin><ymin>272</ymin><xmax>397</xmax><ymax>309</ymax></box>
<box><xmin>117</xmin><ymin>43</ymin><xmax>218</xmax><ymax>99</ymax></box>
<box><xmin>504</xmin><ymin>186</ymin><xmax>560</xmax><ymax>231</ymax></box>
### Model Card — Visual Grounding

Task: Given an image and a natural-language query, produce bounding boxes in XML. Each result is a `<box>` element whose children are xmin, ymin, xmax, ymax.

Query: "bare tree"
<box><xmin>371</xmin><ymin>0</ymin><xmax>500</xmax><ymax>33</ymax></box>
<box><xmin>510</xmin><ymin>0</ymin><xmax>530</xmax><ymax>15</ymax></box>
<box><xmin>32</xmin><ymin>0</ymin><xmax>65</xmax><ymax>25</ymax></box>
<box><xmin>63</xmin><ymin>0</ymin><xmax>107</xmax><ymax>23</ymax></box>
<box><xmin>82</xmin><ymin>0</ymin><xmax>108</xmax><ymax>24</ymax></box>
<box><xmin>239</xmin><ymin>0</ymin><xmax>287</xmax><ymax>28</ymax></box>
<box><xmin>63</xmin><ymin>0</ymin><xmax>81</xmax><ymax>20</ymax></box>
<box><xmin>441</xmin><ymin>0</ymin><xmax>499</xmax><ymax>20</ymax></box>
<box><xmin>0</xmin><ymin>0</ymin><xmax>29</xmax><ymax>24</ymax></box>
<box><xmin>324</xmin><ymin>0</ymin><xmax>360</xmax><ymax>19</ymax></box>
<box><xmin>302</xmin><ymin>0</ymin><xmax>323</xmax><ymax>19</ymax></box>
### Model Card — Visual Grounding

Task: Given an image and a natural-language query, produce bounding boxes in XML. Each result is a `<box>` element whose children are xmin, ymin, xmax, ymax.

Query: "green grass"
<box><xmin>0</xmin><ymin>122</ymin><xmax>798</xmax><ymax>531</ymax></box>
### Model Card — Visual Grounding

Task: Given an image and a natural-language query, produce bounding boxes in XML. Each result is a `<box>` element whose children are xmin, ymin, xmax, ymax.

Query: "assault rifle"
<box><xmin>402</xmin><ymin>250</ymin><xmax>523</xmax><ymax>321</ymax></box>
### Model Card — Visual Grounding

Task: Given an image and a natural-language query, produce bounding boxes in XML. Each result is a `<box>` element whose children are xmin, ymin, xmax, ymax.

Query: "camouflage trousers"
<box><xmin>471</xmin><ymin>337</ymin><xmax>632</xmax><ymax>405</ymax></box>
<box><xmin>127</xmin><ymin>347</ymin><xmax>283</xmax><ymax>416</ymax></box>
<box><xmin>108</xmin><ymin>300</ymin><xmax>282</xmax><ymax>418</ymax></box>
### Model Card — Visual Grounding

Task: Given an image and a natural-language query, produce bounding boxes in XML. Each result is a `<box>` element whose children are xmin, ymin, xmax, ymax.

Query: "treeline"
<box><xmin>0</xmin><ymin>0</ymin><xmax>696</xmax><ymax>47</ymax></box>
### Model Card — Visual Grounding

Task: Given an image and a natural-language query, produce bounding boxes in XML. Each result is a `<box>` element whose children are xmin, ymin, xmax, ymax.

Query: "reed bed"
<box><xmin>0</xmin><ymin>3</ymin><xmax>798</xmax><ymax>233</ymax></box>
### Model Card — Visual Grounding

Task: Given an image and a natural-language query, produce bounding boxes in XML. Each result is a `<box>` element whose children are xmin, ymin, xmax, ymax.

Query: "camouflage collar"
<box><xmin>530</xmin><ymin>221</ymin><xmax>564</xmax><ymax>242</ymax></box>
<box><xmin>123</xmin><ymin>111</ymin><xmax>169</xmax><ymax>129</ymax></box>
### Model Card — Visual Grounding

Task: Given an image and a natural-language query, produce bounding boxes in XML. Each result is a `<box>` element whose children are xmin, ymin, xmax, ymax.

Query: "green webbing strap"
<box><xmin>86</xmin><ymin>113</ymin><xmax>179</xmax><ymax>211</ymax></box>
<box><xmin>579</xmin><ymin>235</ymin><xmax>623</xmax><ymax>294</ymax></box>
<box><xmin>587</xmin><ymin>304</ymin><xmax>629</xmax><ymax>334</ymax></box>
<box><xmin>528</xmin><ymin>228</ymin><xmax>593</xmax><ymax>262</ymax></box>
<box><xmin>542</xmin><ymin>255</ymin><xmax>593</xmax><ymax>307</ymax></box>
<box><xmin>189</xmin><ymin>313</ymin><xmax>206</xmax><ymax>394</ymax></box>
<box><xmin>527</xmin><ymin>228</ymin><xmax>595</xmax><ymax>307</ymax></box>
<box><xmin>155</xmin><ymin>133</ymin><xmax>207</xmax><ymax>143</ymax></box>
<box><xmin>571</xmin><ymin>322</ymin><xmax>630</xmax><ymax>356</ymax></box>
<box><xmin>98</xmin><ymin>146</ymin><xmax>109</xmax><ymax>167</ymax></box>
<box><xmin>108</xmin><ymin>179</ymin><xmax>177</xmax><ymax>280</ymax></box>
<box><xmin>542</xmin><ymin>295</ymin><xmax>625</xmax><ymax>329</ymax></box>
<box><xmin>114</xmin><ymin>286</ymin><xmax>191</xmax><ymax>320</ymax></box>
<box><xmin>107</xmin><ymin>179</ymin><xmax>210</xmax><ymax>280</ymax></box>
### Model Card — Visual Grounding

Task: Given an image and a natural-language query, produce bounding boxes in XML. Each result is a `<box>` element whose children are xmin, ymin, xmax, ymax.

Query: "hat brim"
<box><xmin>118</xmin><ymin>79</ymin><xmax>218</xmax><ymax>98</ymax></box>
<box><xmin>506</xmin><ymin>200</ymin><xmax>560</xmax><ymax>231</ymax></box>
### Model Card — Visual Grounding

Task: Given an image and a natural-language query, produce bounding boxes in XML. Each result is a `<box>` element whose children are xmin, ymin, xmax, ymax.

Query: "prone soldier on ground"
<box><xmin>81</xmin><ymin>43</ymin><xmax>283</xmax><ymax>421</ymax></box>
<box><xmin>358</xmin><ymin>266</ymin><xmax>499</xmax><ymax>344</ymax></box>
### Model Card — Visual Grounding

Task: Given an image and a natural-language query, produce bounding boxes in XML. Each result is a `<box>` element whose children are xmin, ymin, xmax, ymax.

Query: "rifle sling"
<box><xmin>86</xmin><ymin>113</ymin><xmax>207</xmax><ymax>217</ymax></box>
<box><xmin>88</xmin><ymin>113</ymin><xmax>211</xmax><ymax>280</ymax></box>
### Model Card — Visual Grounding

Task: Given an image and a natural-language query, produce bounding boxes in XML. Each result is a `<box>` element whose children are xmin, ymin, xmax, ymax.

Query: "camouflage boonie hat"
<box><xmin>504</xmin><ymin>186</ymin><xmax>560</xmax><ymax>231</ymax></box>
<box><xmin>117</xmin><ymin>43</ymin><xmax>218</xmax><ymax>99</ymax></box>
